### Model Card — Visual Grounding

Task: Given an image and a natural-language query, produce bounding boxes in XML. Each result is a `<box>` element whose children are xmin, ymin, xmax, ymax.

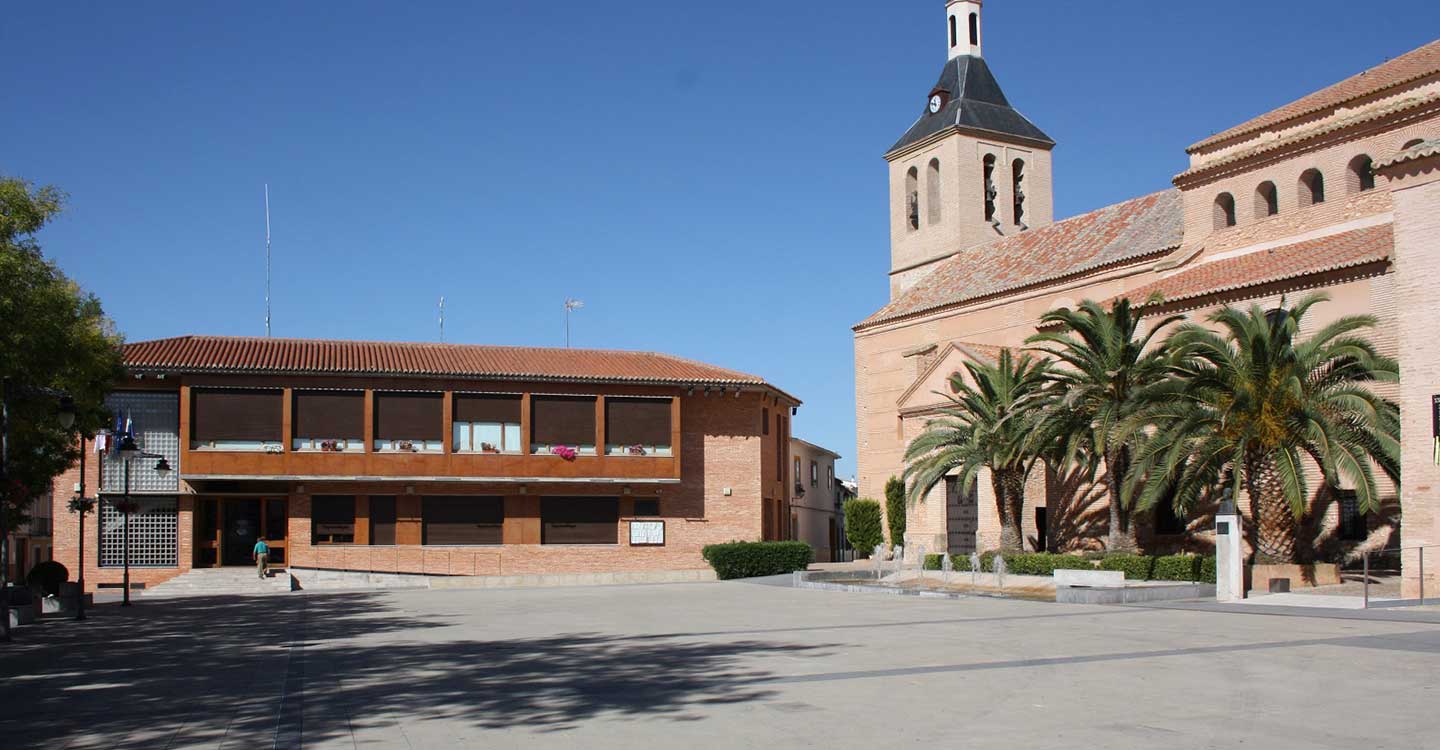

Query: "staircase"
<box><xmin>141</xmin><ymin>567</ymin><xmax>295</xmax><ymax>599</ymax></box>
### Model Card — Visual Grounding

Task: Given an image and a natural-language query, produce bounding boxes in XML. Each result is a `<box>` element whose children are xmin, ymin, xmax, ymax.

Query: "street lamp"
<box><xmin>115</xmin><ymin>433</ymin><xmax>169</xmax><ymax>607</ymax></box>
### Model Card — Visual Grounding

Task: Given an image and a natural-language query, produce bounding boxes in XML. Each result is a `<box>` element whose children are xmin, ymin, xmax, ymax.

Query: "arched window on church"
<box><xmin>1012</xmin><ymin>159</ymin><xmax>1026</xmax><ymax>228</ymax></box>
<box><xmin>906</xmin><ymin>166</ymin><xmax>920</xmax><ymax>231</ymax></box>
<box><xmin>1403</xmin><ymin>138</ymin><xmax>1425</xmax><ymax>150</ymax></box>
<box><xmin>1213</xmin><ymin>192</ymin><xmax>1236</xmax><ymax>230</ymax></box>
<box><xmin>1347</xmin><ymin>155</ymin><xmax>1375</xmax><ymax>194</ymax></box>
<box><xmin>968</xmin><ymin>13</ymin><xmax>979</xmax><ymax>46</ymax></box>
<box><xmin>926</xmin><ymin>159</ymin><xmax>942</xmax><ymax>225</ymax></box>
<box><xmin>949</xmin><ymin>15</ymin><xmax>957</xmax><ymax>48</ymax></box>
<box><xmin>1255</xmin><ymin>181</ymin><xmax>1278</xmax><ymax>218</ymax></box>
<box><xmin>982</xmin><ymin>155</ymin><xmax>997</xmax><ymax>224</ymax></box>
<box><xmin>1299</xmin><ymin>168</ymin><xmax>1325</xmax><ymax>207</ymax></box>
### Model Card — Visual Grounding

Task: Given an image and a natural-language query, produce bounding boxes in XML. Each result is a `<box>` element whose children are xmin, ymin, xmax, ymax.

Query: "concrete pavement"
<box><xmin>1</xmin><ymin>580</ymin><xmax>1437</xmax><ymax>748</ymax></box>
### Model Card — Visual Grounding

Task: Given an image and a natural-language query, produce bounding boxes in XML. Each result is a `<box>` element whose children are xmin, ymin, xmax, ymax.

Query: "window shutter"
<box><xmin>421</xmin><ymin>496</ymin><xmax>504</xmax><ymax>545</ymax></box>
<box><xmin>293</xmin><ymin>391</ymin><xmax>364</xmax><ymax>438</ymax></box>
<box><xmin>454</xmin><ymin>394</ymin><xmax>521</xmax><ymax>423</ymax></box>
<box><xmin>605</xmin><ymin>398</ymin><xmax>672</xmax><ymax>446</ymax></box>
<box><xmin>531</xmin><ymin>396</ymin><xmax>596</xmax><ymax>445</ymax></box>
<box><xmin>541</xmin><ymin>497</ymin><xmax>618</xmax><ymax>544</ymax></box>
<box><xmin>192</xmin><ymin>389</ymin><xmax>282</xmax><ymax>441</ymax></box>
<box><xmin>373</xmin><ymin>392</ymin><xmax>443</xmax><ymax>440</ymax></box>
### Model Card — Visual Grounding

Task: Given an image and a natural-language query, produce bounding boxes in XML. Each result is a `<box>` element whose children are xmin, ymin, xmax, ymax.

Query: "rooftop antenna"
<box><xmin>438</xmin><ymin>296</ymin><xmax>446</xmax><ymax>343</ymax></box>
<box><xmin>264</xmin><ymin>184</ymin><xmax>272</xmax><ymax>337</ymax></box>
<box><xmin>564</xmin><ymin>298</ymin><xmax>584</xmax><ymax>348</ymax></box>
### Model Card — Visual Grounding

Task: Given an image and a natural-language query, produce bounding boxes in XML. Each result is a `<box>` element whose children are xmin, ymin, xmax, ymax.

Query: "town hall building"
<box><xmin>855</xmin><ymin>1</ymin><xmax>1440</xmax><ymax>596</ymax></box>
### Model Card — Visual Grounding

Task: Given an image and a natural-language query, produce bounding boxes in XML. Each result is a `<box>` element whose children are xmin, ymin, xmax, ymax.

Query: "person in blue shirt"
<box><xmin>253</xmin><ymin>536</ymin><xmax>270</xmax><ymax>579</ymax></box>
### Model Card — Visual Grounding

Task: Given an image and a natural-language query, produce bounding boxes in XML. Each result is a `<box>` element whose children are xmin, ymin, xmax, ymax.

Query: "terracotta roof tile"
<box><xmin>123</xmin><ymin>336</ymin><xmax>797</xmax><ymax>400</ymax></box>
<box><xmin>1115</xmin><ymin>223</ymin><xmax>1393</xmax><ymax>308</ymax></box>
<box><xmin>856</xmin><ymin>190</ymin><xmax>1183</xmax><ymax>330</ymax></box>
<box><xmin>1374</xmin><ymin>137</ymin><xmax>1440</xmax><ymax>169</ymax></box>
<box><xmin>1189</xmin><ymin>40</ymin><xmax>1440</xmax><ymax>153</ymax></box>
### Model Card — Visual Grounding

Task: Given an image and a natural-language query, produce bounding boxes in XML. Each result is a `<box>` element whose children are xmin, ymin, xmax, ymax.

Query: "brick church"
<box><xmin>853</xmin><ymin>1</ymin><xmax>1440</xmax><ymax>596</ymax></box>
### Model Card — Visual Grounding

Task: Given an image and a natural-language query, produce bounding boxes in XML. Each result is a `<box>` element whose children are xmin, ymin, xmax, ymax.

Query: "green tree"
<box><xmin>1026</xmin><ymin>298</ymin><xmax>1182</xmax><ymax>552</ymax></box>
<box><xmin>1</xmin><ymin>176</ymin><xmax>124</xmax><ymax>568</ymax></box>
<box><xmin>1125</xmin><ymin>294</ymin><xmax>1399</xmax><ymax>564</ymax></box>
<box><xmin>903</xmin><ymin>349</ymin><xmax>1051</xmax><ymax>552</ymax></box>
<box><xmin>883</xmin><ymin>475</ymin><xmax>906</xmax><ymax>548</ymax></box>
<box><xmin>843</xmin><ymin>498</ymin><xmax>884</xmax><ymax>558</ymax></box>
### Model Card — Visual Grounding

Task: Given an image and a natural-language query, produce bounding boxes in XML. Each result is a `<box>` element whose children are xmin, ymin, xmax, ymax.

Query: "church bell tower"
<box><xmin>885</xmin><ymin>0</ymin><xmax>1056</xmax><ymax>299</ymax></box>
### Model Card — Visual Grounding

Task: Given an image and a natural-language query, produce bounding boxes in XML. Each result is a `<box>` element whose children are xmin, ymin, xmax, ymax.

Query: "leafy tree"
<box><xmin>843</xmin><ymin>499</ymin><xmax>883</xmax><ymax>558</ymax></box>
<box><xmin>1124</xmin><ymin>295</ymin><xmax>1399</xmax><ymax>564</ymax></box>
<box><xmin>903</xmin><ymin>349</ymin><xmax>1051</xmax><ymax>552</ymax></box>
<box><xmin>1027</xmin><ymin>297</ymin><xmax>1182</xmax><ymax>552</ymax></box>
<box><xmin>1</xmin><ymin>176</ymin><xmax>124</xmax><ymax>560</ymax></box>
<box><xmin>883</xmin><ymin>475</ymin><xmax>906</xmax><ymax>548</ymax></box>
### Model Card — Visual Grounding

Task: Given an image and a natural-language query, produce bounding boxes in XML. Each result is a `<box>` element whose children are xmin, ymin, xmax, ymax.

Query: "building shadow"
<box><xmin>0</xmin><ymin>590</ymin><xmax>834</xmax><ymax>745</ymax></box>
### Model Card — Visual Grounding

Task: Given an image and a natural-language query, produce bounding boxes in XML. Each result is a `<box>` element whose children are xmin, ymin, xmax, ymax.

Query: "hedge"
<box><xmin>844</xmin><ymin>499</ymin><xmax>884</xmax><ymax>558</ymax></box>
<box><xmin>921</xmin><ymin>551</ymin><xmax>1217</xmax><ymax>583</ymax></box>
<box><xmin>1098</xmin><ymin>554</ymin><xmax>1153</xmax><ymax>580</ymax></box>
<box><xmin>701</xmin><ymin>541</ymin><xmax>815</xmax><ymax>580</ymax></box>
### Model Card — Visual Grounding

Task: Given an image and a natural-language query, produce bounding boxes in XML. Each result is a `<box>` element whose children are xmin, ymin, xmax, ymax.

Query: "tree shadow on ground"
<box><xmin>0</xmin><ymin>590</ymin><xmax>834</xmax><ymax>746</ymax></box>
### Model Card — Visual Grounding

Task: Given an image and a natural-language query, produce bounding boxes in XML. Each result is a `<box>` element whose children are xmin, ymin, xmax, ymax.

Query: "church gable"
<box><xmin>897</xmin><ymin>342</ymin><xmax>1003</xmax><ymax>414</ymax></box>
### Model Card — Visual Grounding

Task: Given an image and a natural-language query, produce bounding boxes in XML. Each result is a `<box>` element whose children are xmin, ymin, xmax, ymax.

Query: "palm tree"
<box><xmin>1027</xmin><ymin>298</ymin><xmax>1183</xmax><ymax>552</ymax></box>
<box><xmin>903</xmin><ymin>349</ymin><xmax>1051</xmax><ymax>553</ymax></box>
<box><xmin>1124</xmin><ymin>294</ymin><xmax>1399</xmax><ymax>564</ymax></box>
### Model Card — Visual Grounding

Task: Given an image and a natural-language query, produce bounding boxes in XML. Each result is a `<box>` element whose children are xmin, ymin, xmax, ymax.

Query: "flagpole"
<box><xmin>264</xmin><ymin>184</ymin><xmax>272</xmax><ymax>337</ymax></box>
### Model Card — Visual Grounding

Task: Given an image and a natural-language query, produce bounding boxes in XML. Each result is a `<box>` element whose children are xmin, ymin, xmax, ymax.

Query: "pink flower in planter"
<box><xmin>551</xmin><ymin>445</ymin><xmax>578</xmax><ymax>461</ymax></box>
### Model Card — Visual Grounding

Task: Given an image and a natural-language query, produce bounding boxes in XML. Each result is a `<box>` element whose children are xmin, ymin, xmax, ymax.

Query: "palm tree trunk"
<box><xmin>1245</xmin><ymin>451</ymin><xmax>1298</xmax><ymax>564</ymax></box>
<box><xmin>1104</xmin><ymin>449</ymin><xmax>1138</xmax><ymax>553</ymax></box>
<box><xmin>993</xmin><ymin>468</ymin><xmax>1025</xmax><ymax>553</ymax></box>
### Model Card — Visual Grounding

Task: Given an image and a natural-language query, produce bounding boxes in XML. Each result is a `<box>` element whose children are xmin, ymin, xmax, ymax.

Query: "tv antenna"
<box><xmin>438</xmin><ymin>296</ymin><xmax>446</xmax><ymax>342</ymax></box>
<box><xmin>564</xmin><ymin>298</ymin><xmax>584</xmax><ymax>348</ymax></box>
<box><xmin>264</xmin><ymin>184</ymin><xmax>272</xmax><ymax>337</ymax></box>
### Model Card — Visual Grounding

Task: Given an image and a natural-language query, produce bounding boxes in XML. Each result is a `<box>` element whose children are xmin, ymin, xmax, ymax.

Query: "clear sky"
<box><xmin>5</xmin><ymin>1</ymin><xmax>1434</xmax><ymax>479</ymax></box>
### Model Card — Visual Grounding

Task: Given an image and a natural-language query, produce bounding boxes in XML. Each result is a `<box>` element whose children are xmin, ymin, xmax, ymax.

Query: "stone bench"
<box><xmin>1054</xmin><ymin>569</ymin><xmax>1126</xmax><ymax>588</ymax></box>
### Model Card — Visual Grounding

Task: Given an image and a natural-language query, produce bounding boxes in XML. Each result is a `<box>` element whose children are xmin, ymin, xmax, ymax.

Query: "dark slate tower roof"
<box><xmin>886</xmin><ymin>55</ymin><xmax>1054</xmax><ymax>157</ymax></box>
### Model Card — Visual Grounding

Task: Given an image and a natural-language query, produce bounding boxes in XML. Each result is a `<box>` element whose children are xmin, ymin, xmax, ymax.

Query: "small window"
<box><xmin>1299</xmin><ymin>168</ymin><xmax>1325</xmax><ymax>206</ymax></box>
<box><xmin>906</xmin><ymin>167</ymin><xmax>920</xmax><ymax>231</ymax></box>
<box><xmin>949</xmin><ymin>14</ymin><xmax>957</xmax><ymax>48</ymax></box>
<box><xmin>369</xmin><ymin>496</ymin><xmax>396</xmax><ymax>546</ymax></box>
<box><xmin>633</xmin><ymin>499</ymin><xmax>660</xmax><ymax>517</ymax></box>
<box><xmin>454</xmin><ymin>394</ymin><xmax>522</xmax><ymax>454</ymax></box>
<box><xmin>312</xmin><ymin>496</ymin><xmax>356</xmax><ymax>545</ymax></box>
<box><xmin>982</xmin><ymin>155</ymin><xmax>997</xmax><ymax>223</ymax></box>
<box><xmin>1347</xmin><ymin>155</ymin><xmax>1375</xmax><ymax>193</ymax></box>
<box><xmin>794</xmin><ymin>457</ymin><xmax>802</xmax><ymax>486</ymax></box>
<box><xmin>827</xmin><ymin>465</ymin><xmax>833</xmax><ymax>490</ymax></box>
<box><xmin>1012</xmin><ymin>159</ymin><xmax>1026</xmax><ymax>227</ymax></box>
<box><xmin>968</xmin><ymin>13</ymin><xmax>978</xmax><ymax>46</ymax></box>
<box><xmin>422</xmin><ymin>496</ymin><xmax>503</xmax><ymax>545</ymax></box>
<box><xmin>1337</xmin><ymin>490</ymin><xmax>1368</xmax><ymax>542</ymax></box>
<box><xmin>1402</xmin><ymin>138</ymin><xmax>1425</xmax><ymax>150</ymax></box>
<box><xmin>1213</xmin><ymin>192</ymin><xmax>1237</xmax><ymax>229</ymax></box>
<box><xmin>926</xmin><ymin>159</ymin><xmax>942</xmax><ymax>225</ymax></box>
<box><xmin>762</xmin><ymin>407</ymin><xmax>770</xmax><ymax>435</ymax></box>
<box><xmin>1255</xmin><ymin>181</ymin><xmax>1279</xmax><ymax>218</ymax></box>
<box><xmin>542</xmin><ymin>497</ymin><xmax>618</xmax><ymax>545</ymax></box>
<box><xmin>810</xmin><ymin>460</ymin><xmax>818</xmax><ymax>487</ymax></box>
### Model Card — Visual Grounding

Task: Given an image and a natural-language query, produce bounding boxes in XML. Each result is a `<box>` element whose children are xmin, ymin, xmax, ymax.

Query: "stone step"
<box><xmin>142</xmin><ymin>569</ymin><xmax>295</xmax><ymax>599</ymax></box>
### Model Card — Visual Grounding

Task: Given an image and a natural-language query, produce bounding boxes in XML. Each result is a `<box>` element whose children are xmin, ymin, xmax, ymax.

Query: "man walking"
<box><xmin>253</xmin><ymin>536</ymin><xmax>270</xmax><ymax>579</ymax></box>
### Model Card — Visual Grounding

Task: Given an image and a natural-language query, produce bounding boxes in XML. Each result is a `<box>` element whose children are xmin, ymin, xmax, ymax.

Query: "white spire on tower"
<box><xmin>946</xmin><ymin>0</ymin><xmax>983</xmax><ymax>59</ymax></box>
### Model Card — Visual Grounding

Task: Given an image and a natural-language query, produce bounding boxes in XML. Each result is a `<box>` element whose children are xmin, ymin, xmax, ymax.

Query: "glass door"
<box><xmin>222</xmin><ymin>500</ymin><xmax>262</xmax><ymax>566</ymax></box>
<box><xmin>263</xmin><ymin>498</ymin><xmax>288</xmax><ymax>566</ymax></box>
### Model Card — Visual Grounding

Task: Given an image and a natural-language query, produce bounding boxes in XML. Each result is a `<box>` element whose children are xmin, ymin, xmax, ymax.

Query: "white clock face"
<box><xmin>929</xmin><ymin>95</ymin><xmax>943</xmax><ymax>113</ymax></box>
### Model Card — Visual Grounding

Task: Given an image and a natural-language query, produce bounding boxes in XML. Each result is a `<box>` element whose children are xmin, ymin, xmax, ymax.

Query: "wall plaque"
<box><xmin>629</xmin><ymin>520</ymin><xmax>665</xmax><ymax>546</ymax></box>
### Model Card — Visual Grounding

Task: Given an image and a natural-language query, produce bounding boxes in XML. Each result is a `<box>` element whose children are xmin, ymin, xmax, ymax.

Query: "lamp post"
<box><xmin>70</xmin><ymin>428</ymin><xmax>94</xmax><ymax>621</ymax></box>
<box><xmin>115</xmin><ymin>433</ymin><xmax>170</xmax><ymax>607</ymax></box>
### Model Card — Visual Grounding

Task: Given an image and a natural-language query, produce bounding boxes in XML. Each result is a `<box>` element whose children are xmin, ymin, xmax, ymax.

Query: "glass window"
<box><xmin>454</xmin><ymin>395</ymin><xmax>522</xmax><ymax>453</ymax></box>
<box><xmin>292</xmin><ymin>391</ymin><xmax>364</xmax><ymax>452</ymax></box>
<box><xmin>191</xmin><ymin>389</ymin><xmax>283</xmax><ymax>451</ymax></box>
<box><xmin>633</xmin><ymin>499</ymin><xmax>660</xmax><ymax>517</ymax></box>
<box><xmin>422</xmin><ymin>496</ymin><xmax>503</xmax><ymax>545</ymax></box>
<box><xmin>312</xmin><ymin>496</ymin><xmax>356</xmax><ymax>544</ymax></box>
<box><xmin>531</xmin><ymin>396</ymin><xmax>598</xmax><ymax>456</ymax></box>
<box><xmin>604</xmin><ymin>398</ymin><xmax>673</xmax><ymax>457</ymax></box>
<box><xmin>811</xmin><ymin>461</ymin><xmax>818</xmax><ymax>487</ymax></box>
<box><xmin>373</xmin><ymin>392</ymin><xmax>444</xmax><ymax>453</ymax></box>
<box><xmin>99</xmin><ymin>496</ymin><xmax>178</xmax><ymax>567</ymax></box>
<box><xmin>542</xmin><ymin>497</ymin><xmax>618</xmax><ymax>544</ymax></box>
<box><xmin>1338</xmin><ymin>491</ymin><xmax>1367</xmax><ymax>541</ymax></box>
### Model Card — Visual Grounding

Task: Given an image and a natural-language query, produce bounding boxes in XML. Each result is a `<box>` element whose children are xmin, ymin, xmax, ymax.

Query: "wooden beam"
<box><xmin>595</xmin><ymin>395</ymin><xmax>606</xmax><ymax>454</ymax></box>
<box><xmin>441</xmin><ymin>391</ymin><xmax>454</xmax><ymax>455</ymax></box>
<box><xmin>363</xmin><ymin>389</ymin><xmax>375</xmax><ymax>454</ymax></box>
<box><xmin>281</xmin><ymin>387</ymin><xmax>293</xmax><ymax>454</ymax></box>
<box><xmin>520</xmin><ymin>392</ymin><xmax>532</xmax><ymax>456</ymax></box>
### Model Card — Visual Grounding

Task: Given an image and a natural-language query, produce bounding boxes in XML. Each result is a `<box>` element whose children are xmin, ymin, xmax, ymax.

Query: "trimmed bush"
<box><xmin>1099</xmin><ymin>554</ymin><xmax>1154</xmax><ymax>580</ymax></box>
<box><xmin>1152</xmin><ymin>554</ymin><xmax>1204</xmax><ymax>582</ymax></box>
<box><xmin>923</xmin><ymin>553</ymin><xmax>944</xmax><ymax>570</ymax></box>
<box><xmin>25</xmin><ymin>560</ymin><xmax>69</xmax><ymax>597</ymax></box>
<box><xmin>1199</xmin><ymin>555</ymin><xmax>1217</xmax><ymax>584</ymax></box>
<box><xmin>844</xmin><ymin>498</ymin><xmax>884</xmax><ymax>558</ymax></box>
<box><xmin>884</xmin><ymin>476</ymin><xmax>907</xmax><ymax>548</ymax></box>
<box><xmin>702</xmin><ymin>541</ymin><xmax>814</xmax><ymax>580</ymax></box>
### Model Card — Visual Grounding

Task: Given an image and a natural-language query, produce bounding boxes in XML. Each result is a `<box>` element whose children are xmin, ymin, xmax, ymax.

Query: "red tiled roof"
<box><xmin>123</xmin><ymin>336</ymin><xmax>796</xmax><ymax>399</ymax></box>
<box><xmin>1189</xmin><ymin>40</ymin><xmax>1440</xmax><ymax>153</ymax></box>
<box><xmin>1114</xmin><ymin>223</ymin><xmax>1393</xmax><ymax>308</ymax></box>
<box><xmin>856</xmin><ymin>190</ymin><xmax>1183</xmax><ymax>330</ymax></box>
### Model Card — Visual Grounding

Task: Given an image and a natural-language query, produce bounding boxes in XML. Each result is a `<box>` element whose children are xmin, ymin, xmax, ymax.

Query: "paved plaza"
<box><xmin>2</xmin><ymin>581</ymin><xmax>1438</xmax><ymax>749</ymax></box>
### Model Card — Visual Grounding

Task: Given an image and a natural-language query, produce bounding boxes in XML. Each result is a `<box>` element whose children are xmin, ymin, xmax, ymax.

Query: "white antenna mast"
<box><xmin>264</xmin><ymin>184</ymin><xmax>272</xmax><ymax>337</ymax></box>
<box><xmin>564</xmin><ymin>298</ymin><xmax>584</xmax><ymax>348</ymax></box>
<box><xmin>438</xmin><ymin>296</ymin><xmax>446</xmax><ymax>342</ymax></box>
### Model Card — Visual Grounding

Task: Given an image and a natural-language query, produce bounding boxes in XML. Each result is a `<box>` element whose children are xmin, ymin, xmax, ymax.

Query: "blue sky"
<box><xmin>5</xmin><ymin>1</ymin><xmax>1434</xmax><ymax>478</ymax></box>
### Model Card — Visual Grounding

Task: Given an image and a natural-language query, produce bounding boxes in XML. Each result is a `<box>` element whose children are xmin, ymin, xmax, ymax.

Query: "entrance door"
<box><xmin>945</xmin><ymin>476</ymin><xmax>978</xmax><ymax>556</ymax></box>
<box><xmin>222</xmin><ymin>500</ymin><xmax>261</xmax><ymax>566</ymax></box>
